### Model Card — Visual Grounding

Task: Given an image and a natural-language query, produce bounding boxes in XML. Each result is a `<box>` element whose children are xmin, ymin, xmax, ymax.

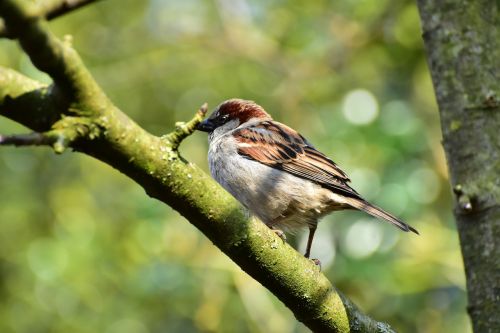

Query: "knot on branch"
<box><xmin>453</xmin><ymin>184</ymin><xmax>475</xmax><ymax>213</ymax></box>
<box><xmin>162</xmin><ymin>103</ymin><xmax>208</xmax><ymax>151</ymax></box>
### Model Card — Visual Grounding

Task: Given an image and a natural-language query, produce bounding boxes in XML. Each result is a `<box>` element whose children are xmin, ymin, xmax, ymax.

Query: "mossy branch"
<box><xmin>0</xmin><ymin>1</ymin><xmax>396</xmax><ymax>332</ymax></box>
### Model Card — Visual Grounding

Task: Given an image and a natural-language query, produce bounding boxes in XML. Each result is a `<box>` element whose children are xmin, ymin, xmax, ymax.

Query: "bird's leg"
<box><xmin>305</xmin><ymin>225</ymin><xmax>321</xmax><ymax>268</ymax></box>
<box><xmin>304</xmin><ymin>225</ymin><xmax>316</xmax><ymax>258</ymax></box>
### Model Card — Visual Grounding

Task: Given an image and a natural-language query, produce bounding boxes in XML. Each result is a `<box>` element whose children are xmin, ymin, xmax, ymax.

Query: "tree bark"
<box><xmin>0</xmin><ymin>1</ymin><xmax>395</xmax><ymax>332</ymax></box>
<box><xmin>417</xmin><ymin>1</ymin><xmax>500</xmax><ymax>332</ymax></box>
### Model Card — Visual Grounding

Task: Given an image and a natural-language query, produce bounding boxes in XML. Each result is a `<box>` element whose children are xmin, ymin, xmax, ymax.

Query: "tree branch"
<box><xmin>0</xmin><ymin>0</ymin><xmax>101</xmax><ymax>38</ymax></box>
<box><xmin>0</xmin><ymin>1</ymin><xmax>395</xmax><ymax>332</ymax></box>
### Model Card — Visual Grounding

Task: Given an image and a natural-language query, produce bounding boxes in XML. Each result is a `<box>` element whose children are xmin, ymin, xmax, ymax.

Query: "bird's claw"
<box><xmin>310</xmin><ymin>258</ymin><xmax>321</xmax><ymax>271</ymax></box>
<box><xmin>272</xmin><ymin>229</ymin><xmax>287</xmax><ymax>242</ymax></box>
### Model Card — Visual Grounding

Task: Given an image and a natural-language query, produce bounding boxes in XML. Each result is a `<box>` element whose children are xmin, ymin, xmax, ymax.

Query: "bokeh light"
<box><xmin>342</xmin><ymin>89</ymin><xmax>379</xmax><ymax>125</ymax></box>
<box><xmin>380</xmin><ymin>100</ymin><xmax>419</xmax><ymax>136</ymax></box>
<box><xmin>407</xmin><ymin>167</ymin><xmax>441</xmax><ymax>204</ymax></box>
<box><xmin>343</xmin><ymin>220</ymin><xmax>384</xmax><ymax>259</ymax></box>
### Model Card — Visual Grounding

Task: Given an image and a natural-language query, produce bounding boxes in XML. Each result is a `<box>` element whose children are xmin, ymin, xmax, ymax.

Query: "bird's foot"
<box><xmin>310</xmin><ymin>258</ymin><xmax>322</xmax><ymax>271</ymax></box>
<box><xmin>272</xmin><ymin>229</ymin><xmax>287</xmax><ymax>242</ymax></box>
<box><xmin>304</xmin><ymin>251</ymin><xmax>322</xmax><ymax>270</ymax></box>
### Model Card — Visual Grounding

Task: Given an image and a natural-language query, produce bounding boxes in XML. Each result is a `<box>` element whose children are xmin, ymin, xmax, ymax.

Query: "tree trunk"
<box><xmin>416</xmin><ymin>1</ymin><xmax>500</xmax><ymax>332</ymax></box>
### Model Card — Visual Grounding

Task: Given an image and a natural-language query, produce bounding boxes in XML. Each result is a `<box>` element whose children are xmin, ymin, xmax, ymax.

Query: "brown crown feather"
<box><xmin>217</xmin><ymin>99</ymin><xmax>271</xmax><ymax>124</ymax></box>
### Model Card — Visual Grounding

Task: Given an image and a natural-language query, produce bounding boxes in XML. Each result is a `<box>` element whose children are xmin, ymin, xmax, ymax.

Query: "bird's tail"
<box><xmin>344</xmin><ymin>197</ymin><xmax>419</xmax><ymax>234</ymax></box>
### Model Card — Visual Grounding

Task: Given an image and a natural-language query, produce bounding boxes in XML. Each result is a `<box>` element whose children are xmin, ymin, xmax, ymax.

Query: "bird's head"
<box><xmin>196</xmin><ymin>99</ymin><xmax>271</xmax><ymax>133</ymax></box>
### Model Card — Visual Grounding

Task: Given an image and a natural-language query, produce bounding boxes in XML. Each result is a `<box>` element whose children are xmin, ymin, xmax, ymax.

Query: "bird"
<box><xmin>196</xmin><ymin>99</ymin><xmax>418</xmax><ymax>260</ymax></box>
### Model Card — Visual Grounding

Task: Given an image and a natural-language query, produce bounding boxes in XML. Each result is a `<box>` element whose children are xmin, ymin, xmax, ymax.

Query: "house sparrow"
<box><xmin>197</xmin><ymin>99</ymin><xmax>418</xmax><ymax>259</ymax></box>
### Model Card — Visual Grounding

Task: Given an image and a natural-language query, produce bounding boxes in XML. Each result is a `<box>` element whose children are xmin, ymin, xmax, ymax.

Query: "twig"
<box><xmin>0</xmin><ymin>130</ymin><xmax>69</xmax><ymax>153</ymax></box>
<box><xmin>45</xmin><ymin>0</ymin><xmax>102</xmax><ymax>20</ymax></box>
<box><xmin>0</xmin><ymin>0</ymin><xmax>102</xmax><ymax>38</ymax></box>
<box><xmin>163</xmin><ymin>103</ymin><xmax>208</xmax><ymax>150</ymax></box>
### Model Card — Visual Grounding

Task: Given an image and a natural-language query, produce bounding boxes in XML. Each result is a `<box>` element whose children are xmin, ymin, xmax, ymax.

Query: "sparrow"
<box><xmin>196</xmin><ymin>99</ymin><xmax>418</xmax><ymax>259</ymax></box>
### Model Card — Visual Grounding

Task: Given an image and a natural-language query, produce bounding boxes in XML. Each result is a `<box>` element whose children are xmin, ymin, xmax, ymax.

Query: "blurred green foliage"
<box><xmin>0</xmin><ymin>0</ymin><xmax>470</xmax><ymax>332</ymax></box>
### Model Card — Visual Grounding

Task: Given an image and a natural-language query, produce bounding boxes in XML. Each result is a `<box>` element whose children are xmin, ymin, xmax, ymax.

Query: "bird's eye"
<box><xmin>220</xmin><ymin>114</ymin><xmax>229</xmax><ymax>122</ymax></box>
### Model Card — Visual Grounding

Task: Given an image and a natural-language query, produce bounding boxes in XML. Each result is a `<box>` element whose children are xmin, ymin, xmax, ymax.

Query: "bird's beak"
<box><xmin>196</xmin><ymin>119</ymin><xmax>216</xmax><ymax>132</ymax></box>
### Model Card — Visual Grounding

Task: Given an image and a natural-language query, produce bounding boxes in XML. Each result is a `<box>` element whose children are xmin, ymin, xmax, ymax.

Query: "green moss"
<box><xmin>450</xmin><ymin>119</ymin><xmax>461</xmax><ymax>131</ymax></box>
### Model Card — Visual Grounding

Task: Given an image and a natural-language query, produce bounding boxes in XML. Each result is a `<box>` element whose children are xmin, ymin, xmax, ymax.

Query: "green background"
<box><xmin>0</xmin><ymin>0</ymin><xmax>469</xmax><ymax>332</ymax></box>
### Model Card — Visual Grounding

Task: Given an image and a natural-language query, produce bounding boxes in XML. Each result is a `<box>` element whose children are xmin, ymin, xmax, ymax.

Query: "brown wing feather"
<box><xmin>234</xmin><ymin>121</ymin><xmax>359</xmax><ymax>197</ymax></box>
<box><xmin>234</xmin><ymin>121</ymin><xmax>419</xmax><ymax>234</ymax></box>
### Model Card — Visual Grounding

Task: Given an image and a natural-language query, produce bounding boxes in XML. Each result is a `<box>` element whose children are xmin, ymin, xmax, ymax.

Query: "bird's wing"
<box><xmin>233</xmin><ymin>120</ymin><xmax>419</xmax><ymax>234</ymax></box>
<box><xmin>233</xmin><ymin>121</ymin><xmax>360</xmax><ymax>197</ymax></box>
